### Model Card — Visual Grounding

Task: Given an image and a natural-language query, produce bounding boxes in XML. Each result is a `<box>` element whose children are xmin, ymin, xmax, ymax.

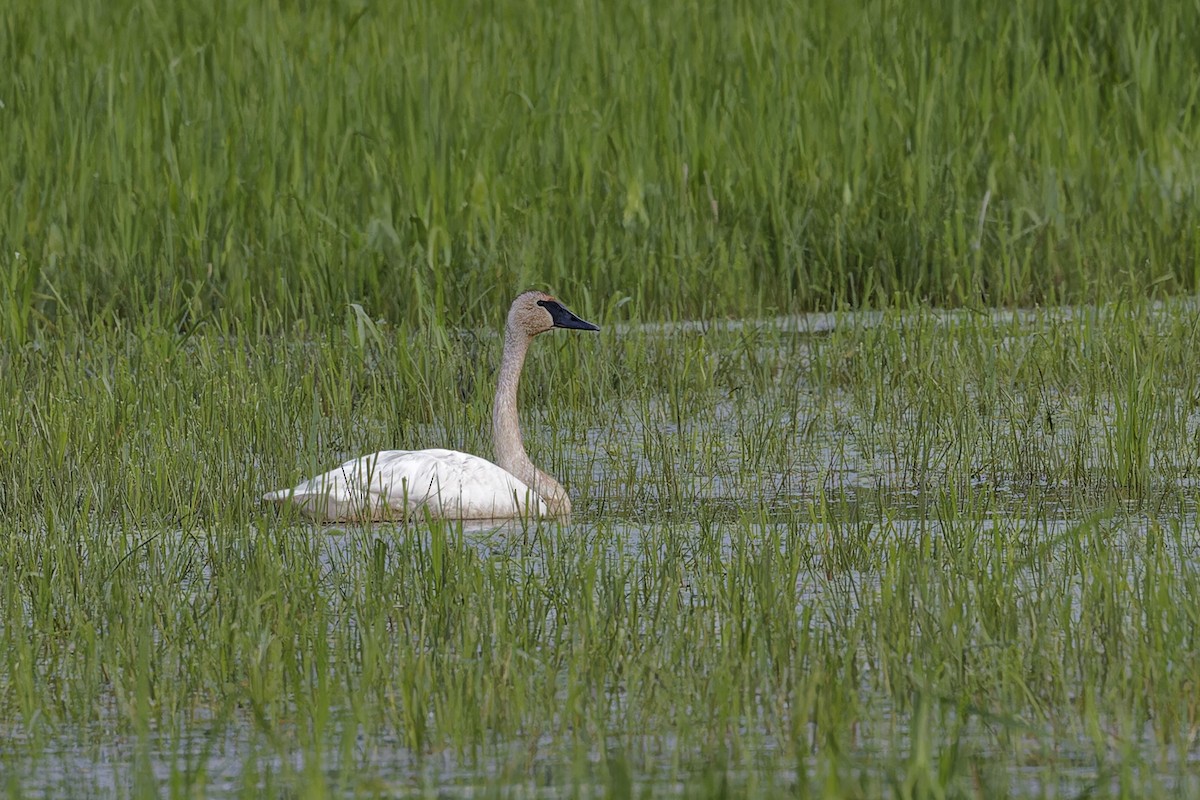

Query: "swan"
<box><xmin>262</xmin><ymin>291</ymin><xmax>599</xmax><ymax>522</ymax></box>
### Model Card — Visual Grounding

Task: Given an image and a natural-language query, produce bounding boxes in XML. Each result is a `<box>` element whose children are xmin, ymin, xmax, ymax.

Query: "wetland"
<box><xmin>4</xmin><ymin>303</ymin><xmax>1200</xmax><ymax>797</ymax></box>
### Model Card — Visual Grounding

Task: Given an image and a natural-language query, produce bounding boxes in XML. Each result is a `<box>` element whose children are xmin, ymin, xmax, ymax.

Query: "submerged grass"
<box><xmin>4</xmin><ymin>299</ymin><xmax>1200</xmax><ymax>795</ymax></box>
<box><xmin>4</xmin><ymin>0</ymin><xmax>1200</xmax><ymax>334</ymax></box>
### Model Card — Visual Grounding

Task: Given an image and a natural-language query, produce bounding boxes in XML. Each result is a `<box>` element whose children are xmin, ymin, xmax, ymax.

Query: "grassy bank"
<box><xmin>4</xmin><ymin>0</ymin><xmax>1200</xmax><ymax>336</ymax></box>
<box><xmin>3</xmin><ymin>301</ymin><xmax>1200</xmax><ymax>795</ymax></box>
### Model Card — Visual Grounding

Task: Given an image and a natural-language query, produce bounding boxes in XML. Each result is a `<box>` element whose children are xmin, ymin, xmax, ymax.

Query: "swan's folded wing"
<box><xmin>262</xmin><ymin>449</ymin><xmax>547</xmax><ymax>521</ymax></box>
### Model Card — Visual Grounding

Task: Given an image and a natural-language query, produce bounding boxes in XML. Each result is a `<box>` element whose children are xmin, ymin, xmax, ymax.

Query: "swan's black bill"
<box><xmin>539</xmin><ymin>299</ymin><xmax>600</xmax><ymax>331</ymax></box>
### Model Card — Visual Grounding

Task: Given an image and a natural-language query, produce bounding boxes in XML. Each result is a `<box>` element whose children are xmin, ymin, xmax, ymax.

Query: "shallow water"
<box><xmin>9</xmin><ymin>501</ymin><xmax>1198</xmax><ymax>797</ymax></box>
<box><xmin>8</xmin><ymin>304</ymin><xmax>1200</xmax><ymax>797</ymax></box>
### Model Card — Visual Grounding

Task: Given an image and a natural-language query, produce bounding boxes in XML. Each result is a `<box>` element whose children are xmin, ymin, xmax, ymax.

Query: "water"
<box><xmin>8</xmin><ymin>304</ymin><xmax>1200</xmax><ymax>797</ymax></box>
<box><xmin>9</xmin><ymin>504</ymin><xmax>1195</xmax><ymax>797</ymax></box>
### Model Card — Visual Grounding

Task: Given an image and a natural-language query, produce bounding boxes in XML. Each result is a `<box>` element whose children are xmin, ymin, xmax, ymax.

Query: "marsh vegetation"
<box><xmin>3</xmin><ymin>0</ymin><xmax>1200</xmax><ymax>796</ymax></box>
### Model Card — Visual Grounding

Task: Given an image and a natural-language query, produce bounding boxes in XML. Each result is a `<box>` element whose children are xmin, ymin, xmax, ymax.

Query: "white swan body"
<box><xmin>262</xmin><ymin>449</ymin><xmax>547</xmax><ymax>521</ymax></box>
<box><xmin>263</xmin><ymin>291</ymin><xmax>599</xmax><ymax>522</ymax></box>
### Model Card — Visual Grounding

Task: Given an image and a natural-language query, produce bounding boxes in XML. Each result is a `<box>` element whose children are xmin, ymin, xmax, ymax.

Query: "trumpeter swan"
<box><xmin>262</xmin><ymin>291</ymin><xmax>599</xmax><ymax>521</ymax></box>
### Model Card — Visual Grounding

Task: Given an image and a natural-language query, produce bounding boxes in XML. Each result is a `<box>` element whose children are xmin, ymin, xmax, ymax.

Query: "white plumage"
<box><xmin>262</xmin><ymin>291</ymin><xmax>599</xmax><ymax>522</ymax></box>
<box><xmin>261</xmin><ymin>449</ymin><xmax>546</xmax><ymax>521</ymax></box>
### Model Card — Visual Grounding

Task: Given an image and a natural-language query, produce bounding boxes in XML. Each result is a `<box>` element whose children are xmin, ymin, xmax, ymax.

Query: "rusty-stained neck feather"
<box><xmin>491</xmin><ymin>307</ymin><xmax>571</xmax><ymax>516</ymax></box>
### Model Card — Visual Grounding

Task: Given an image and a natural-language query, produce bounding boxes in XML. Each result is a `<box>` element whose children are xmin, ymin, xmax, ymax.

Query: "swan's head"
<box><xmin>509</xmin><ymin>291</ymin><xmax>599</xmax><ymax>337</ymax></box>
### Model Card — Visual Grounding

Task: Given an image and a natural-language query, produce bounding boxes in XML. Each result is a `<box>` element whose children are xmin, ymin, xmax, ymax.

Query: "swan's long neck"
<box><xmin>492</xmin><ymin>326</ymin><xmax>571</xmax><ymax>516</ymax></box>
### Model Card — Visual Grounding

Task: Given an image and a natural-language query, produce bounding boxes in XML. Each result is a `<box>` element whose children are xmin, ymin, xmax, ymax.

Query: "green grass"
<box><xmin>4</xmin><ymin>299</ymin><xmax>1200</xmax><ymax>796</ymax></box>
<box><xmin>6</xmin><ymin>0</ymin><xmax>1200</xmax><ymax>794</ymax></box>
<box><xmin>4</xmin><ymin>0</ymin><xmax>1200</xmax><ymax>336</ymax></box>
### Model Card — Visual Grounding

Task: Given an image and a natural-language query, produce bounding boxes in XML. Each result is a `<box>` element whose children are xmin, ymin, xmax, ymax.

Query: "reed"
<box><xmin>5</xmin><ymin>0</ymin><xmax>1200</xmax><ymax>793</ymax></box>
<box><xmin>3</xmin><ymin>0</ymin><xmax>1200</xmax><ymax>338</ymax></box>
<box><xmin>4</xmin><ymin>298</ymin><xmax>1200</xmax><ymax>795</ymax></box>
